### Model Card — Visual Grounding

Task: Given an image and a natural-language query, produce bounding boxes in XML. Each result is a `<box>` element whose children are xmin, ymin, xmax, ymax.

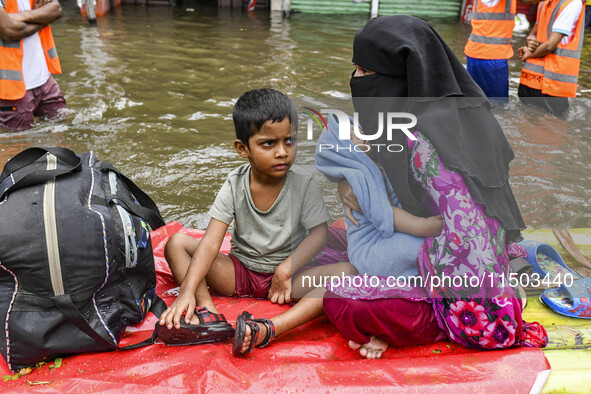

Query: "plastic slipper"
<box><xmin>232</xmin><ymin>311</ymin><xmax>276</xmax><ymax>356</ymax></box>
<box><xmin>519</xmin><ymin>240</ymin><xmax>581</xmax><ymax>282</ymax></box>
<box><xmin>540</xmin><ymin>278</ymin><xmax>591</xmax><ymax>319</ymax></box>
<box><xmin>519</xmin><ymin>240</ymin><xmax>591</xmax><ymax>319</ymax></box>
<box><xmin>156</xmin><ymin>306</ymin><xmax>235</xmax><ymax>345</ymax></box>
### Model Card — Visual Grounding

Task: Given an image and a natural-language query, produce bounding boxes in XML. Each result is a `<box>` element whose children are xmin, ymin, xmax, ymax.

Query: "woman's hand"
<box><xmin>338</xmin><ymin>179</ymin><xmax>362</xmax><ymax>226</ymax></box>
<box><xmin>268</xmin><ymin>261</ymin><xmax>291</xmax><ymax>305</ymax></box>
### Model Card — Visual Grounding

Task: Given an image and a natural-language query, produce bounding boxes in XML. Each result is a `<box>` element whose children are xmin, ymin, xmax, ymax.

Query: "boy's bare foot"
<box><xmin>348</xmin><ymin>336</ymin><xmax>388</xmax><ymax>359</ymax></box>
<box><xmin>240</xmin><ymin>323</ymin><xmax>263</xmax><ymax>353</ymax></box>
<box><xmin>233</xmin><ymin>312</ymin><xmax>277</xmax><ymax>356</ymax></box>
<box><xmin>188</xmin><ymin>314</ymin><xmax>201</xmax><ymax>325</ymax></box>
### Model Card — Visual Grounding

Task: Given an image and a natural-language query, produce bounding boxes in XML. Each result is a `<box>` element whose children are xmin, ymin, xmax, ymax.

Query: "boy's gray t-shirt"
<box><xmin>208</xmin><ymin>163</ymin><xmax>330</xmax><ymax>273</ymax></box>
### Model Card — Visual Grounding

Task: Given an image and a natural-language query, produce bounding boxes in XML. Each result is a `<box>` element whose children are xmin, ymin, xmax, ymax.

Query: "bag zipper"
<box><xmin>43</xmin><ymin>153</ymin><xmax>65</xmax><ymax>296</ymax></box>
<box><xmin>108</xmin><ymin>171</ymin><xmax>138</xmax><ymax>268</ymax></box>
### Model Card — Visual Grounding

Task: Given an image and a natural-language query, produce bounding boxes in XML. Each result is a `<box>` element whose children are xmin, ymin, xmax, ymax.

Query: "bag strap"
<box><xmin>100</xmin><ymin>162</ymin><xmax>166</xmax><ymax>230</ymax></box>
<box><xmin>106</xmin><ymin>195</ymin><xmax>166</xmax><ymax>231</ymax></box>
<box><xmin>119</xmin><ymin>294</ymin><xmax>168</xmax><ymax>350</ymax></box>
<box><xmin>0</xmin><ymin>147</ymin><xmax>82</xmax><ymax>200</ymax></box>
<box><xmin>52</xmin><ymin>293</ymin><xmax>168</xmax><ymax>351</ymax></box>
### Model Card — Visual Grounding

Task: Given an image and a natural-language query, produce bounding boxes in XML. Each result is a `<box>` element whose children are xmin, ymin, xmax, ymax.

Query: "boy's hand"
<box><xmin>268</xmin><ymin>261</ymin><xmax>292</xmax><ymax>305</ymax></box>
<box><xmin>158</xmin><ymin>290</ymin><xmax>197</xmax><ymax>330</ymax></box>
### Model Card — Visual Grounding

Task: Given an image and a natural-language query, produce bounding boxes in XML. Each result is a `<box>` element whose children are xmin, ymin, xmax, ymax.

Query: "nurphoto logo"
<box><xmin>302</xmin><ymin>108</ymin><xmax>417</xmax><ymax>153</ymax></box>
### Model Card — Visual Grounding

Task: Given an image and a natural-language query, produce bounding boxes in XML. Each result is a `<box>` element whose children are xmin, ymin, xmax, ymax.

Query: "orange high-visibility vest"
<box><xmin>0</xmin><ymin>0</ymin><xmax>62</xmax><ymax>100</ymax></box>
<box><xmin>520</xmin><ymin>0</ymin><xmax>585</xmax><ymax>97</ymax></box>
<box><xmin>464</xmin><ymin>0</ymin><xmax>516</xmax><ymax>59</ymax></box>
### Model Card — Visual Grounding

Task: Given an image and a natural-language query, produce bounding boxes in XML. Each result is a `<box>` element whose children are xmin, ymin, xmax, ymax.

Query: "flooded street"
<box><xmin>1</xmin><ymin>2</ymin><xmax>590</xmax><ymax>229</ymax></box>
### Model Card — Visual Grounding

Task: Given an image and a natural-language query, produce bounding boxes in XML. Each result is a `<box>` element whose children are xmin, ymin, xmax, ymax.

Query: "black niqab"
<box><xmin>350</xmin><ymin>15</ymin><xmax>525</xmax><ymax>240</ymax></box>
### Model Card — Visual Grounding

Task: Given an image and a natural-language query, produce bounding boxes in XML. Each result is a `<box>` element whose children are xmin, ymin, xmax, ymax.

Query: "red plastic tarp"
<box><xmin>1</xmin><ymin>222</ymin><xmax>550</xmax><ymax>392</ymax></box>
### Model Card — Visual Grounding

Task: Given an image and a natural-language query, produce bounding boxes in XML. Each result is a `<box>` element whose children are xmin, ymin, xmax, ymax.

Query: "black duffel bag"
<box><xmin>0</xmin><ymin>147</ymin><xmax>167</xmax><ymax>371</ymax></box>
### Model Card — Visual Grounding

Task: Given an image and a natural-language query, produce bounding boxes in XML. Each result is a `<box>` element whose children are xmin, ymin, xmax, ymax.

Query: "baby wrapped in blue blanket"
<box><xmin>316</xmin><ymin>115</ymin><xmax>442</xmax><ymax>277</ymax></box>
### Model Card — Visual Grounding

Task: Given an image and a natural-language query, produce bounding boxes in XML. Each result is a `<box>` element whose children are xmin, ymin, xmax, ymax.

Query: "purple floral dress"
<box><xmin>410</xmin><ymin>132</ymin><xmax>546</xmax><ymax>349</ymax></box>
<box><xmin>329</xmin><ymin>132</ymin><xmax>547</xmax><ymax>350</ymax></box>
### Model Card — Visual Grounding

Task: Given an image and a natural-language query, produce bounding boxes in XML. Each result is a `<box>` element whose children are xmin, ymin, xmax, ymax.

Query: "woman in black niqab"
<box><xmin>322</xmin><ymin>16</ymin><xmax>547</xmax><ymax>358</ymax></box>
<box><xmin>349</xmin><ymin>15</ymin><xmax>525</xmax><ymax>242</ymax></box>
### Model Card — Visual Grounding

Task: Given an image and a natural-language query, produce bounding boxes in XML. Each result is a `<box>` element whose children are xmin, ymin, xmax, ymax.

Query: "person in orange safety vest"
<box><xmin>518</xmin><ymin>0</ymin><xmax>585</xmax><ymax>116</ymax></box>
<box><xmin>0</xmin><ymin>0</ymin><xmax>65</xmax><ymax>131</ymax></box>
<box><xmin>465</xmin><ymin>0</ymin><xmax>516</xmax><ymax>100</ymax></box>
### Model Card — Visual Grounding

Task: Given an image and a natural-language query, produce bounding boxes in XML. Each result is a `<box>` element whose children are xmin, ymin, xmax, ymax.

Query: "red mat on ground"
<box><xmin>1</xmin><ymin>222</ymin><xmax>550</xmax><ymax>392</ymax></box>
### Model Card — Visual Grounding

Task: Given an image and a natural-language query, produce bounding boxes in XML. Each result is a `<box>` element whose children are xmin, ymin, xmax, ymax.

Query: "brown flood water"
<box><xmin>1</xmin><ymin>2</ymin><xmax>590</xmax><ymax>230</ymax></box>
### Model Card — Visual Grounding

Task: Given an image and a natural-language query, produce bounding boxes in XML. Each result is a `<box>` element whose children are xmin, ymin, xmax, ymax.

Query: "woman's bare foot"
<box><xmin>348</xmin><ymin>336</ymin><xmax>388</xmax><ymax>359</ymax></box>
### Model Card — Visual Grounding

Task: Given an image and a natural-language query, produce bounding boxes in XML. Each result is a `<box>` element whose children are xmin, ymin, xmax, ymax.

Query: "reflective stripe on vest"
<box><xmin>545</xmin><ymin>0</ymin><xmax>569</xmax><ymax>38</ymax></box>
<box><xmin>470</xmin><ymin>12</ymin><xmax>514</xmax><ymax>20</ymax></box>
<box><xmin>520</xmin><ymin>0</ymin><xmax>584</xmax><ymax>97</ymax></box>
<box><xmin>468</xmin><ymin>34</ymin><xmax>512</xmax><ymax>45</ymax></box>
<box><xmin>0</xmin><ymin>38</ymin><xmax>20</xmax><ymax>49</ymax></box>
<box><xmin>0</xmin><ymin>0</ymin><xmax>25</xmax><ymax>99</ymax></box>
<box><xmin>38</xmin><ymin>25</ymin><xmax>61</xmax><ymax>74</ymax></box>
<box><xmin>523</xmin><ymin>62</ymin><xmax>545</xmax><ymax>74</ymax></box>
<box><xmin>553</xmin><ymin>47</ymin><xmax>582</xmax><ymax>58</ymax></box>
<box><xmin>464</xmin><ymin>0</ymin><xmax>515</xmax><ymax>59</ymax></box>
<box><xmin>0</xmin><ymin>0</ymin><xmax>61</xmax><ymax>100</ymax></box>
<box><xmin>47</xmin><ymin>46</ymin><xmax>58</xmax><ymax>59</ymax></box>
<box><xmin>521</xmin><ymin>58</ymin><xmax>545</xmax><ymax>90</ymax></box>
<box><xmin>545</xmin><ymin>70</ymin><xmax>578</xmax><ymax>83</ymax></box>
<box><xmin>0</xmin><ymin>69</ymin><xmax>23</xmax><ymax>81</ymax></box>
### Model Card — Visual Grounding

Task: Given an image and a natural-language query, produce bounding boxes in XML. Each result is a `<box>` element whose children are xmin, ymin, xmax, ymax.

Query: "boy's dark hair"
<box><xmin>233</xmin><ymin>89</ymin><xmax>298</xmax><ymax>146</ymax></box>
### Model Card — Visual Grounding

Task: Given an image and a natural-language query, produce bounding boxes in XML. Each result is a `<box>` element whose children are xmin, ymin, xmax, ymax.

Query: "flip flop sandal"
<box><xmin>156</xmin><ymin>306</ymin><xmax>235</xmax><ymax>345</ymax></box>
<box><xmin>540</xmin><ymin>278</ymin><xmax>591</xmax><ymax>319</ymax></box>
<box><xmin>519</xmin><ymin>240</ymin><xmax>581</xmax><ymax>282</ymax></box>
<box><xmin>232</xmin><ymin>311</ymin><xmax>276</xmax><ymax>356</ymax></box>
<box><xmin>520</xmin><ymin>240</ymin><xmax>591</xmax><ymax>319</ymax></box>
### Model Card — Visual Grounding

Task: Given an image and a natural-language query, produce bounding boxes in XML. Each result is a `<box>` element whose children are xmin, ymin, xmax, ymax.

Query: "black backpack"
<box><xmin>0</xmin><ymin>147</ymin><xmax>166</xmax><ymax>371</ymax></box>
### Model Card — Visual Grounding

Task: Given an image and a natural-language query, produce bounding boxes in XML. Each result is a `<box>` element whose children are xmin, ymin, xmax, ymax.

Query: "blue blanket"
<box><xmin>315</xmin><ymin>115</ymin><xmax>423</xmax><ymax>277</ymax></box>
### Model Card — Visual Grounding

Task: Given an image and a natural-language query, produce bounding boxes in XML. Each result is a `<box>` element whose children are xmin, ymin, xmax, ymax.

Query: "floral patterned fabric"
<box><xmin>326</xmin><ymin>132</ymin><xmax>547</xmax><ymax>350</ymax></box>
<box><xmin>409</xmin><ymin>132</ymin><xmax>546</xmax><ymax>349</ymax></box>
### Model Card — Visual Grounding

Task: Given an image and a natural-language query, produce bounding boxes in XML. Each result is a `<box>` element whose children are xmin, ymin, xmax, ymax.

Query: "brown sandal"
<box><xmin>232</xmin><ymin>311</ymin><xmax>276</xmax><ymax>356</ymax></box>
<box><xmin>156</xmin><ymin>306</ymin><xmax>234</xmax><ymax>346</ymax></box>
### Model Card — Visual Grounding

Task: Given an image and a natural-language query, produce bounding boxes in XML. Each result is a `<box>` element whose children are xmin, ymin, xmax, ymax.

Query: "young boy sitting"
<box><xmin>157</xmin><ymin>89</ymin><xmax>357</xmax><ymax>356</ymax></box>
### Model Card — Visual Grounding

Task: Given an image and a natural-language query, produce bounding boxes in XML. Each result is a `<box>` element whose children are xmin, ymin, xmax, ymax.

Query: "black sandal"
<box><xmin>156</xmin><ymin>306</ymin><xmax>234</xmax><ymax>346</ymax></box>
<box><xmin>232</xmin><ymin>311</ymin><xmax>276</xmax><ymax>356</ymax></box>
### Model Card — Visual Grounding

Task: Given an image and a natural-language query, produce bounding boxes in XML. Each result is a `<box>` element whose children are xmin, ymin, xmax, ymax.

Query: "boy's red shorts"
<box><xmin>228</xmin><ymin>226</ymin><xmax>348</xmax><ymax>299</ymax></box>
<box><xmin>229</xmin><ymin>254</ymin><xmax>274</xmax><ymax>299</ymax></box>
